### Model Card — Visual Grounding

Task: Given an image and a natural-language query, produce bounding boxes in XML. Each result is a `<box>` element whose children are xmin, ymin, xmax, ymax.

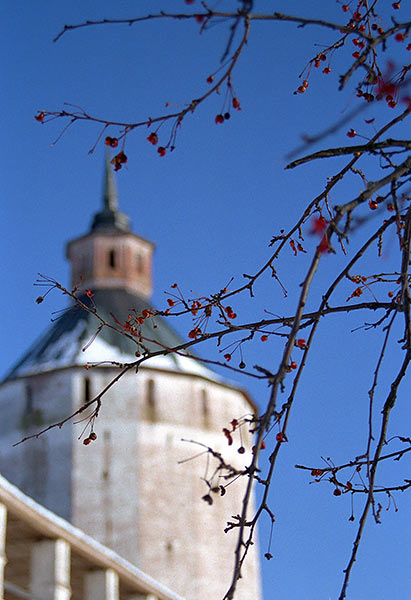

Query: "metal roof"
<box><xmin>4</xmin><ymin>288</ymin><xmax>220</xmax><ymax>382</ymax></box>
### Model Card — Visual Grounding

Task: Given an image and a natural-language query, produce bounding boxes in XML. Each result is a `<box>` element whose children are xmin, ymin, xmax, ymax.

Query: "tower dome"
<box><xmin>0</xmin><ymin>159</ymin><xmax>261</xmax><ymax>600</ymax></box>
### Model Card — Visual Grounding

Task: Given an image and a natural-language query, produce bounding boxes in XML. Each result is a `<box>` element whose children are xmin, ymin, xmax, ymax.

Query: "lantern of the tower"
<box><xmin>66</xmin><ymin>154</ymin><xmax>154</xmax><ymax>299</ymax></box>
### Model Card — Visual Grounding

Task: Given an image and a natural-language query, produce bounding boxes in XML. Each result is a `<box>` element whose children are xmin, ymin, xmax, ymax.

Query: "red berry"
<box><xmin>224</xmin><ymin>353</ymin><xmax>231</xmax><ymax>361</ymax></box>
<box><xmin>215</xmin><ymin>114</ymin><xmax>224</xmax><ymax>124</ymax></box>
<box><xmin>333</xmin><ymin>488</ymin><xmax>342</xmax><ymax>496</ymax></box>
<box><xmin>392</xmin><ymin>2</ymin><xmax>400</xmax><ymax>8</ymax></box>
<box><xmin>83</xmin><ymin>438</ymin><xmax>91</xmax><ymax>446</ymax></box>
<box><xmin>347</xmin><ymin>128</ymin><xmax>356</xmax><ymax>138</ymax></box>
<box><xmin>206</xmin><ymin>75</ymin><xmax>214</xmax><ymax>83</ymax></box>
<box><xmin>157</xmin><ymin>146</ymin><xmax>166</xmax><ymax>157</ymax></box>
<box><xmin>395</xmin><ymin>33</ymin><xmax>405</xmax><ymax>42</ymax></box>
<box><xmin>290</xmin><ymin>361</ymin><xmax>298</xmax><ymax>370</ymax></box>
<box><xmin>276</xmin><ymin>432</ymin><xmax>284</xmax><ymax>442</ymax></box>
<box><xmin>35</xmin><ymin>111</ymin><xmax>45</xmax><ymax>122</ymax></box>
<box><xmin>342</xmin><ymin>4</ymin><xmax>349</xmax><ymax>11</ymax></box>
<box><xmin>322</xmin><ymin>67</ymin><xmax>331</xmax><ymax>74</ymax></box>
<box><xmin>369</xmin><ymin>200</ymin><xmax>378</xmax><ymax>210</ymax></box>
<box><xmin>232</xmin><ymin>97</ymin><xmax>240</xmax><ymax>109</ymax></box>
<box><xmin>261</xmin><ymin>335</ymin><xmax>268</xmax><ymax>342</ymax></box>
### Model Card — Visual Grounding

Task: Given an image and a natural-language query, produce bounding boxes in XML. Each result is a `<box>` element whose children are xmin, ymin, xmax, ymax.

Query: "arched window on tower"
<box><xmin>201</xmin><ymin>389</ymin><xmax>210</xmax><ymax>429</ymax></box>
<box><xmin>146</xmin><ymin>379</ymin><xmax>157</xmax><ymax>422</ymax></box>
<box><xmin>108</xmin><ymin>249</ymin><xmax>116</xmax><ymax>269</ymax></box>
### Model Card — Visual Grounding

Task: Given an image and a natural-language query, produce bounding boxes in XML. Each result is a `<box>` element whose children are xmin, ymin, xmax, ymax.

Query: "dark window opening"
<box><xmin>147</xmin><ymin>379</ymin><xmax>157</xmax><ymax>422</ymax></box>
<box><xmin>136</xmin><ymin>253</ymin><xmax>144</xmax><ymax>273</ymax></box>
<box><xmin>109</xmin><ymin>249</ymin><xmax>116</xmax><ymax>268</ymax></box>
<box><xmin>201</xmin><ymin>389</ymin><xmax>210</xmax><ymax>429</ymax></box>
<box><xmin>21</xmin><ymin>383</ymin><xmax>43</xmax><ymax>429</ymax></box>
<box><xmin>84</xmin><ymin>377</ymin><xmax>91</xmax><ymax>404</ymax></box>
<box><xmin>25</xmin><ymin>384</ymin><xmax>34</xmax><ymax>415</ymax></box>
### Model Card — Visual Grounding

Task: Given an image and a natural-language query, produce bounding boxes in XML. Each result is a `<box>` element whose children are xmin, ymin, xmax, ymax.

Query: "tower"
<box><xmin>0</xmin><ymin>157</ymin><xmax>261</xmax><ymax>600</ymax></box>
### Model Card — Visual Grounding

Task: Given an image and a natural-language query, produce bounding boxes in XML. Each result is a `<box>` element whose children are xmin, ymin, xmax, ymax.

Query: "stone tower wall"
<box><xmin>0</xmin><ymin>371</ymin><xmax>73</xmax><ymax>520</ymax></box>
<box><xmin>70</xmin><ymin>366</ymin><xmax>261</xmax><ymax>600</ymax></box>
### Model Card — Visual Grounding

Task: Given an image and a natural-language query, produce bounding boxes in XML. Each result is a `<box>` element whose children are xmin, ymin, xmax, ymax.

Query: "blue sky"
<box><xmin>2</xmin><ymin>1</ymin><xmax>411</xmax><ymax>598</ymax></box>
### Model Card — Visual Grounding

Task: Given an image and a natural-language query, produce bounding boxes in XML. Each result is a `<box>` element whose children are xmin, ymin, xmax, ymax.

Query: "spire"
<box><xmin>90</xmin><ymin>151</ymin><xmax>130</xmax><ymax>232</ymax></box>
<box><xmin>103</xmin><ymin>148</ymin><xmax>119</xmax><ymax>212</ymax></box>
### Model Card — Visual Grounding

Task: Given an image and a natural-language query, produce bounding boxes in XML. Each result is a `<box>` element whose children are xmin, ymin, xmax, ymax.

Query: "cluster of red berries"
<box><xmin>190</xmin><ymin>300</ymin><xmax>203</xmax><ymax>316</ymax></box>
<box><xmin>146</xmin><ymin>131</ymin><xmax>166</xmax><ymax>156</ymax></box>
<box><xmin>356</xmin><ymin>90</ymin><xmax>375</xmax><ymax>102</ymax></box>
<box><xmin>111</xmin><ymin>151</ymin><xmax>127</xmax><ymax>171</ymax></box>
<box><xmin>295</xmin><ymin>79</ymin><xmax>309</xmax><ymax>94</ymax></box>
<box><xmin>224</xmin><ymin>305</ymin><xmax>237</xmax><ymax>319</ymax></box>
<box><xmin>222</xmin><ymin>426</ymin><xmax>234</xmax><ymax>445</ymax></box>
<box><xmin>252</xmin><ymin>440</ymin><xmax>266</xmax><ymax>454</ymax></box>
<box><xmin>188</xmin><ymin>326</ymin><xmax>201</xmax><ymax>339</ymax></box>
<box><xmin>147</xmin><ymin>132</ymin><xmax>158</xmax><ymax>145</ymax></box>
<box><xmin>215</xmin><ymin>113</ymin><xmax>230</xmax><ymax>124</ymax></box>
<box><xmin>289</xmin><ymin>239</ymin><xmax>306</xmax><ymax>255</ymax></box>
<box><xmin>313</xmin><ymin>53</ymin><xmax>327</xmax><ymax>68</ymax></box>
<box><xmin>352</xmin><ymin>38</ymin><xmax>365</xmax><ymax>50</ymax></box>
<box><xmin>83</xmin><ymin>432</ymin><xmax>97</xmax><ymax>446</ymax></box>
<box><xmin>311</xmin><ymin>468</ymin><xmax>324</xmax><ymax>476</ymax></box>
<box><xmin>215</xmin><ymin>98</ymin><xmax>241</xmax><ymax>124</ymax></box>
<box><xmin>105</xmin><ymin>136</ymin><xmax>119</xmax><ymax>148</ymax></box>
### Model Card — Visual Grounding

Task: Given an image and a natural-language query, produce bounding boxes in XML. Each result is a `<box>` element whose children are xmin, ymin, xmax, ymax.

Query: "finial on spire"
<box><xmin>90</xmin><ymin>151</ymin><xmax>130</xmax><ymax>233</ymax></box>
